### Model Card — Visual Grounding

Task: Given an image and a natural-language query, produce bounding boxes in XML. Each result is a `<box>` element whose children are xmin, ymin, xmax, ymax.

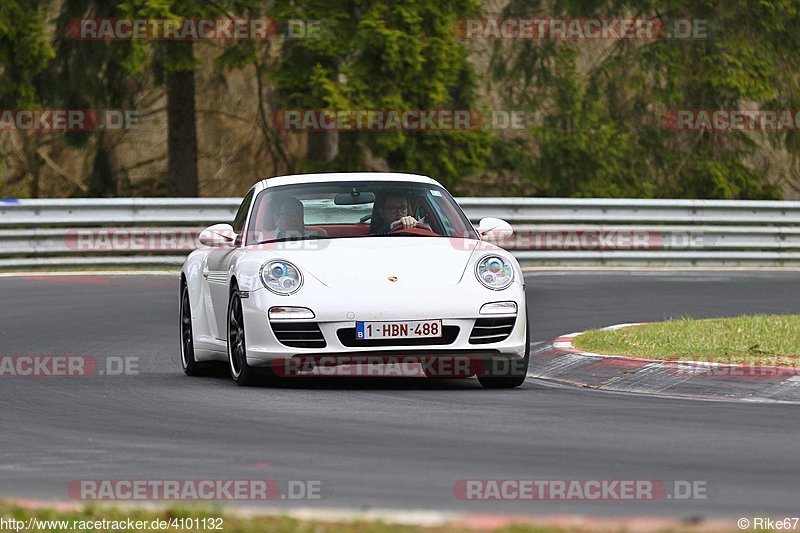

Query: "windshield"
<box><xmin>244</xmin><ymin>180</ymin><xmax>478</xmax><ymax>245</ymax></box>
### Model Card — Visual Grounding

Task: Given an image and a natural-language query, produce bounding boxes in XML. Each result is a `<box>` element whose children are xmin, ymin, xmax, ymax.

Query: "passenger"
<box><xmin>272</xmin><ymin>197</ymin><xmax>327</xmax><ymax>239</ymax></box>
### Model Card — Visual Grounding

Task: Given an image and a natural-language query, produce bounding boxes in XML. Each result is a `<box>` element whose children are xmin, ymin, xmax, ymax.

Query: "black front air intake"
<box><xmin>270</xmin><ymin>322</ymin><xmax>326</xmax><ymax>348</ymax></box>
<box><xmin>469</xmin><ymin>317</ymin><xmax>516</xmax><ymax>344</ymax></box>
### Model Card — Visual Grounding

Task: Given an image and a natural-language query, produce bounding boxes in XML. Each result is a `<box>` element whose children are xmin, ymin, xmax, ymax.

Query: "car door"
<box><xmin>207</xmin><ymin>188</ymin><xmax>254</xmax><ymax>340</ymax></box>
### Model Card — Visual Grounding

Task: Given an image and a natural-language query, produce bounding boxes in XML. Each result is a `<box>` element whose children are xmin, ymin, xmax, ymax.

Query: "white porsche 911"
<box><xmin>180</xmin><ymin>172</ymin><xmax>529</xmax><ymax>388</ymax></box>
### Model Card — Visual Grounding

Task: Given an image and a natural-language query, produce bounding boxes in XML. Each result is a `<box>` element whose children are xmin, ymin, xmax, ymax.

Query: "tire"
<box><xmin>227</xmin><ymin>285</ymin><xmax>259</xmax><ymax>386</ymax></box>
<box><xmin>180</xmin><ymin>283</ymin><xmax>202</xmax><ymax>376</ymax></box>
<box><xmin>477</xmin><ymin>316</ymin><xmax>530</xmax><ymax>389</ymax></box>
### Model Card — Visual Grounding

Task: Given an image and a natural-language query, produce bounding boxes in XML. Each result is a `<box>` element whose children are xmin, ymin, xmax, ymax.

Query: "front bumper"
<box><xmin>240</xmin><ymin>284</ymin><xmax>527</xmax><ymax>367</ymax></box>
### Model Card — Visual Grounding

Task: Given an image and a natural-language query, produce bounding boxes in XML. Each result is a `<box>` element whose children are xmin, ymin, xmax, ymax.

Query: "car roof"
<box><xmin>257</xmin><ymin>172</ymin><xmax>442</xmax><ymax>189</ymax></box>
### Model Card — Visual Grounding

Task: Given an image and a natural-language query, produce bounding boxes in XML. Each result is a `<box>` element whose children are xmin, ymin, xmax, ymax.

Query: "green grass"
<box><xmin>572</xmin><ymin>314</ymin><xmax>800</xmax><ymax>366</ymax></box>
<box><xmin>0</xmin><ymin>502</ymin><xmax>742</xmax><ymax>533</ymax></box>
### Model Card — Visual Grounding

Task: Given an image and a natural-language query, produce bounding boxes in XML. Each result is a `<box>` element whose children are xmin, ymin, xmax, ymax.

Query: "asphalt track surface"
<box><xmin>1</xmin><ymin>270</ymin><xmax>799</xmax><ymax>519</ymax></box>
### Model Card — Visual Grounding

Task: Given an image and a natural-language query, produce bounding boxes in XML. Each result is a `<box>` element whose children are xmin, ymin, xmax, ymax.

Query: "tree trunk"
<box><xmin>87</xmin><ymin>131</ymin><xmax>115</xmax><ymax>197</ymax></box>
<box><xmin>307</xmin><ymin>130</ymin><xmax>339</xmax><ymax>162</ymax></box>
<box><xmin>166</xmin><ymin>41</ymin><xmax>199</xmax><ymax>197</ymax></box>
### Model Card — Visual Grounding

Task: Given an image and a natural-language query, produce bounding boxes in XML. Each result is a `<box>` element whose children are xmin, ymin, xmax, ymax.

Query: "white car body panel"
<box><xmin>181</xmin><ymin>172</ymin><xmax>528</xmax><ymax>369</ymax></box>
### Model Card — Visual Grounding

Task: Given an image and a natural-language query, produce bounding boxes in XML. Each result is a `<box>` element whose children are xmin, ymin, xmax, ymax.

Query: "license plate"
<box><xmin>356</xmin><ymin>320</ymin><xmax>443</xmax><ymax>340</ymax></box>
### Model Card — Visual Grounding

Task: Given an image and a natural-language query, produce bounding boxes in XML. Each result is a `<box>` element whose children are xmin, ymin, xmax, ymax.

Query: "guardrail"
<box><xmin>1</xmin><ymin>198</ymin><xmax>799</xmax><ymax>268</ymax></box>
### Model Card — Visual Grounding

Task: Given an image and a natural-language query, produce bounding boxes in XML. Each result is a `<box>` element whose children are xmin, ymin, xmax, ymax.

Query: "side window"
<box><xmin>232</xmin><ymin>189</ymin><xmax>254</xmax><ymax>240</ymax></box>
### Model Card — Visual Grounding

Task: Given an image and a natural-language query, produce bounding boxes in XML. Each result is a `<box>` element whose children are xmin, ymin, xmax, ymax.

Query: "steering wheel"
<box><xmin>389</xmin><ymin>225</ymin><xmax>439</xmax><ymax>237</ymax></box>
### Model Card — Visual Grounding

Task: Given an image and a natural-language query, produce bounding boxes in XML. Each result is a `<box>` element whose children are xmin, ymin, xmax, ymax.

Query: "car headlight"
<box><xmin>475</xmin><ymin>255</ymin><xmax>514</xmax><ymax>290</ymax></box>
<box><xmin>260</xmin><ymin>260</ymin><xmax>303</xmax><ymax>295</ymax></box>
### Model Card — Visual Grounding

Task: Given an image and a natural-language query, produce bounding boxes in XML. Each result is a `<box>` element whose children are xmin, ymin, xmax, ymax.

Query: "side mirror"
<box><xmin>476</xmin><ymin>217</ymin><xmax>513</xmax><ymax>240</ymax></box>
<box><xmin>199</xmin><ymin>223</ymin><xmax>236</xmax><ymax>247</ymax></box>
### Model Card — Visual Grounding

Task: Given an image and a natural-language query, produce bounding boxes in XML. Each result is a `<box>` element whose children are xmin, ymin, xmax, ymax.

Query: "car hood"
<box><xmin>278</xmin><ymin>237</ymin><xmax>481</xmax><ymax>288</ymax></box>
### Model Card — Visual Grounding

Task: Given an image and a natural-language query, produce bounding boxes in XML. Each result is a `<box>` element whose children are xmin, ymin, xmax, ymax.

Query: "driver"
<box><xmin>371</xmin><ymin>193</ymin><xmax>427</xmax><ymax>235</ymax></box>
